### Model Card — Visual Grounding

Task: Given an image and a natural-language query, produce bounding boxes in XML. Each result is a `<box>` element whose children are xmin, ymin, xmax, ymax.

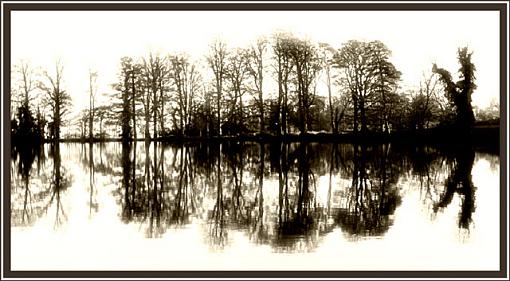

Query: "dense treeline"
<box><xmin>11</xmin><ymin>33</ymin><xmax>497</xmax><ymax>143</ymax></box>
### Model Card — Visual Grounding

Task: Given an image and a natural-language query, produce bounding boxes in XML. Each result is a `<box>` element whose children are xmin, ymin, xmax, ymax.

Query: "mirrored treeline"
<box><xmin>10</xmin><ymin>141</ymin><xmax>498</xmax><ymax>252</ymax></box>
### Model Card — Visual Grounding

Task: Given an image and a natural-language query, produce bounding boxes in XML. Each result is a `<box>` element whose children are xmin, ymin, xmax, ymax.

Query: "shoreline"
<box><xmin>22</xmin><ymin>125</ymin><xmax>498</xmax><ymax>150</ymax></box>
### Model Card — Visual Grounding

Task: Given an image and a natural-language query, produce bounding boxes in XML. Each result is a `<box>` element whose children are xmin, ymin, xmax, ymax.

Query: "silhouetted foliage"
<box><xmin>333</xmin><ymin>40</ymin><xmax>401</xmax><ymax>134</ymax></box>
<box><xmin>433</xmin><ymin>47</ymin><xmax>476</xmax><ymax>135</ymax></box>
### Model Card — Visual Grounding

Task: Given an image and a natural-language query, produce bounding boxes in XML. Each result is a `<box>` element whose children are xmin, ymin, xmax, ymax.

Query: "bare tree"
<box><xmin>88</xmin><ymin>70</ymin><xmax>98</xmax><ymax>141</ymax></box>
<box><xmin>410</xmin><ymin>72</ymin><xmax>442</xmax><ymax>130</ymax></box>
<box><xmin>334</xmin><ymin>40</ymin><xmax>399</xmax><ymax>134</ymax></box>
<box><xmin>245</xmin><ymin>37</ymin><xmax>268</xmax><ymax>134</ymax></box>
<box><xmin>207</xmin><ymin>39</ymin><xmax>228</xmax><ymax>136</ymax></box>
<box><xmin>40</xmin><ymin>60</ymin><xmax>72</xmax><ymax>141</ymax></box>
<box><xmin>287</xmin><ymin>37</ymin><xmax>321</xmax><ymax>134</ymax></box>
<box><xmin>143</xmin><ymin>53</ymin><xmax>167</xmax><ymax>139</ymax></box>
<box><xmin>319</xmin><ymin>42</ymin><xmax>338</xmax><ymax>133</ymax></box>
<box><xmin>15</xmin><ymin>61</ymin><xmax>37</xmax><ymax>109</ymax></box>
<box><xmin>11</xmin><ymin>61</ymin><xmax>47</xmax><ymax>142</ymax></box>
<box><xmin>225</xmin><ymin>48</ymin><xmax>249</xmax><ymax>135</ymax></box>
<box><xmin>168</xmin><ymin>54</ymin><xmax>202</xmax><ymax>136</ymax></box>
<box><xmin>128</xmin><ymin>60</ymin><xmax>143</xmax><ymax>140</ymax></box>
<box><xmin>116</xmin><ymin>57</ymin><xmax>137</xmax><ymax>141</ymax></box>
<box><xmin>94</xmin><ymin>105</ymin><xmax>110</xmax><ymax>139</ymax></box>
<box><xmin>272</xmin><ymin>32</ymin><xmax>294</xmax><ymax>135</ymax></box>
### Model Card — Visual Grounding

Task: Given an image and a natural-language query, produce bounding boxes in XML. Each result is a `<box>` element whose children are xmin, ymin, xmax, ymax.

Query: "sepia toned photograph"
<box><xmin>2</xmin><ymin>1</ymin><xmax>507</xmax><ymax>279</ymax></box>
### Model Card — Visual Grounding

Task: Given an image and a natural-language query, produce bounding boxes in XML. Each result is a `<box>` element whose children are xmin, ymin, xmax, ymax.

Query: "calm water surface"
<box><xmin>10</xmin><ymin>142</ymin><xmax>500</xmax><ymax>270</ymax></box>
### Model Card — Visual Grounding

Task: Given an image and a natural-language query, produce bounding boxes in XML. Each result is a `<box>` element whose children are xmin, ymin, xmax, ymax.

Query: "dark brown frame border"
<box><xmin>2</xmin><ymin>1</ymin><xmax>508</xmax><ymax>279</ymax></box>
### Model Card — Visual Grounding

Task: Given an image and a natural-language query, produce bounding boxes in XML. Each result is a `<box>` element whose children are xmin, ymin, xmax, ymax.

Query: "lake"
<box><xmin>9</xmin><ymin>141</ymin><xmax>500</xmax><ymax>271</ymax></box>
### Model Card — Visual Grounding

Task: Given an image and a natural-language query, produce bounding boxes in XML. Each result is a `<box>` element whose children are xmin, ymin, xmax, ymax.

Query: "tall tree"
<box><xmin>116</xmin><ymin>57</ymin><xmax>135</xmax><ymax>141</ymax></box>
<box><xmin>287</xmin><ymin>37</ymin><xmax>321</xmax><ymax>134</ymax></box>
<box><xmin>88</xmin><ymin>70</ymin><xmax>98</xmax><ymax>141</ymax></box>
<box><xmin>432</xmin><ymin>47</ymin><xmax>476</xmax><ymax>134</ymax></box>
<box><xmin>128</xmin><ymin>61</ymin><xmax>143</xmax><ymax>140</ymax></box>
<box><xmin>272</xmin><ymin>32</ymin><xmax>294</xmax><ymax>135</ymax></box>
<box><xmin>369</xmin><ymin>41</ymin><xmax>401</xmax><ymax>133</ymax></box>
<box><xmin>94</xmin><ymin>105</ymin><xmax>110</xmax><ymax>139</ymax></box>
<box><xmin>319</xmin><ymin>42</ymin><xmax>338</xmax><ymax>133</ymax></box>
<box><xmin>40</xmin><ymin>60</ymin><xmax>72</xmax><ymax>141</ymax></box>
<box><xmin>225</xmin><ymin>48</ymin><xmax>249</xmax><ymax>135</ymax></box>
<box><xmin>245</xmin><ymin>37</ymin><xmax>268</xmax><ymax>134</ymax></box>
<box><xmin>334</xmin><ymin>40</ymin><xmax>369</xmax><ymax>134</ymax></box>
<box><xmin>207</xmin><ymin>39</ymin><xmax>228</xmax><ymax>136</ymax></box>
<box><xmin>11</xmin><ymin>61</ymin><xmax>42</xmax><ymax>142</ymax></box>
<box><xmin>17</xmin><ymin>61</ymin><xmax>36</xmax><ymax>109</ymax></box>
<box><xmin>143</xmin><ymin>53</ymin><xmax>167</xmax><ymax>139</ymax></box>
<box><xmin>168</xmin><ymin>54</ymin><xmax>201</xmax><ymax>136</ymax></box>
<box><xmin>334</xmin><ymin>40</ymin><xmax>399</xmax><ymax>134</ymax></box>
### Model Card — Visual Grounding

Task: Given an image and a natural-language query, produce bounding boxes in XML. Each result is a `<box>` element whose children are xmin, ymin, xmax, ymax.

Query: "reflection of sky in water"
<box><xmin>10</xmin><ymin>143</ymin><xmax>500</xmax><ymax>270</ymax></box>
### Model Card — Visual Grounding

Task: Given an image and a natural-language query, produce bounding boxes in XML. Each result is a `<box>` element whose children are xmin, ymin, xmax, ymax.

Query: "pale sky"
<box><xmin>11</xmin><ymin>10</ymin><xmax>500</xmax><ymax>117</ymax></box>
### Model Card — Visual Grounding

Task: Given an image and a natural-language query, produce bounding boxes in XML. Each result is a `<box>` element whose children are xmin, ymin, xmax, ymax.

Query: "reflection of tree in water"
<box><xmin>274</xmin><ymin>143</ymin><xmax>316</xmax><ymax>251</ymax></box>
<box><xmin>335</xmin><ymin>144</ymin><xmax>402</xmax><ymax>239</ymax></box>
<box><xmin>13</xmin><ymin>140</ymin><xmax>494</xmax><ymax>251</ymax></box>
<box><xmin>208</xmin><ymin>144</ymin><xmax>228</xmax><ymax>250</ymax></box>
<box><xmin>119</xmin><ymin>142</ymin><xmax>208</xmax><ymax>238</ymax></box>
<box><xmin>87</xmin><ymin>143</ymin><xmax>98</xmax><ymax>216</ymax></box>
<box><xmin>408</xmin><ymin>145</ymin><xmax>447</xmax><ymax>202</ymax></box>
<box><xmin>204</xmin><ymin>142</ymin><xmax>264</xmax><ymax>250</ymax></box>
<box><xmin>169</xmin><ymin>146</ymin><xmax>195</xmax><ymax>225</ymax></box>
<box><xmin>111</xmin><ymin>140</ymin><xmax>486</xmax><ymax>250</ymax></box>
<box><xmin>202</xmin><ymin>142</ymin><xmax>332</xmax><ymax>252</ymax></box>
<box><xmin>76</xmin><ymin>142</ymin><xmax>117</xmax><ymax>217</ymax></box>
<box><xmin>114</xmin><ymin>141</ymin><xmax>405</xmax><ymax>251</ymax></box>
<box><xmin>266</xmin><ymin>143</ymin><xmax>339</xmax><ymax>252</ymax></box>
<box><xmin>249</xmin><ymin>143</ymin><xmax>269</xmax><ymax>245</ymax></box>
<box><xmin>432</xmin><ymin>145</ymin><xmax>476</xmax><ymax>230</ymax></box>
<box><xmin>408</xmin><ymin>143</ymin><xmax>478</xmax><ymax>231</ymax></box>
<box><xmin>47</xmin><ymin>144</ymin><xmax>72</xmax><ymax>228</ymax></box>
<box><xmin>11</xmin><ymin>143</ymin><xmax>71</xmax><ymax>228</ymax></box>
<box><xmin>11</xmin><ymin>143</ymin><xmax>41</xmax><ymax>226</ymax></box>
<box><xmin>120</xmin><ymin>141</ymin><xmax>165</xmax><ymax>238</ymax></box>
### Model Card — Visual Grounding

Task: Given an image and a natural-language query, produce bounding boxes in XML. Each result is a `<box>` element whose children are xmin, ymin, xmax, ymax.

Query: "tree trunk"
<box><xmin>259</xmin><ymin>69</ymin><xmax>264</xmax><ymax>134</ymax></box>
<box><xmin>217</xmin><ymin>79</ymin><xmax>222</xmax><ymax>136</ymax></box>
<box><xmin>353</xmin><ymin>94</ymin><xmax>358</xmax><ymax>134</ymax></box>
<box><xmin>360</xmin><ymin>96</ymin><xmax>367</xmax><ymax>134</ymax></box>
<box><xmin>159</xmin><ymin>80</ymin><xmax>165</xmax><ymax>137</ymax></box>
<box><xmin>145</xmin><ymin>89</ymin><xmax>150</xmax><ymax>141</ymax></box>
<box><xmin>55</xmin><ymin>95</ymin><xmax>60</xmax><ymax>141</ymax></box>
<box><xmin>153</xmin><ymin>88</ymin><xmax>158</xmax><ymax>140</ymax></box>
<box><xmin>282</xmin><ymin>84</ymin><xmax>288</xmax><ymax>136</ymax></box>
<box><xmin>131</xmin><ymin>74</ymin><xmax>137</xmax><ymax>140</ymax></box>
<box><xmin>326</xmin><ymin>64</ymin><xmax>335</xmax><ymax>134</ymax></box>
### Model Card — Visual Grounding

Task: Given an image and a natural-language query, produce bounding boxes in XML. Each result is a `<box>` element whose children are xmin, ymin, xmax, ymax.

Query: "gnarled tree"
<box><xmin>432</xmin><ymin>47</ymin><xmax>476</xmax><ymax>134</ymax></box>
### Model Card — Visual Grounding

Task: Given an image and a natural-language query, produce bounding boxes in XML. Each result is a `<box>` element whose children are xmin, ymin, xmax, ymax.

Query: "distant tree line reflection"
<box><xmin>11</xmin><ymin>143</ymin><xmax>72</xmax><ymax>228</ymax></box>
<box><xmin>10</xmin><ymin>140</ymin><xmax>492</xmax><ymax>252</ymax></box>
